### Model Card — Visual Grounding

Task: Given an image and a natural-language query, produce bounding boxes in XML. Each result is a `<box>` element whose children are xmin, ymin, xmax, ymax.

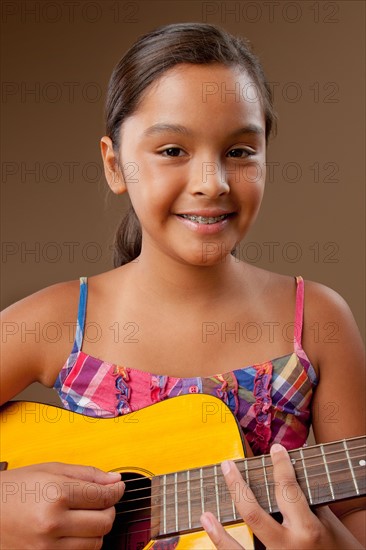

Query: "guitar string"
<box><xmin>115</xmin><ymin>469</ymin><xmax>366</xmax><ymax>520</ymax></box>
<box><xmin>113</xmin><ymin>452</ymin><xmax>366</xmax><ymax>511</ymax></box>
<box><xmin>113</xmin><ymin>462</ymin><xmax>366</xmax><ymax>518</ymax></box>
<box><xmin>104</xmin><ymin>451</ymin><xmax>366</xmax><ymax>545</ymax></box>
<box><xmin>113</xmin><ymin>441</ymin><xmax>365</xmax><ymax>488</ymax></box>
<box><xmin>111</xmin><ymin>466</ymin><xmax>366</xmax><ymax>534</ymax></box>
<box><xmin>117</xmin><ymin>458</ymin><xmax>366</xmax><ymax>506</ymax></box>
<box><xmin>111</xmin><ymin>476</ymin><xmax>366</xmax><ymax>534</ymax></box>
<box><xmin>114</xmin><ymin>482</ymin><xmax>365</xmax><ymax>528</ymax></box>
<box><xmin>105</xmin><ymin>438</ymin><xmax>365</xmax><ymax>538</ymax></box>
<box><xmin>111</xmin><ymin>446</ymin><xmax>366</xmax><ymax>499</ymax></box>
<box><xmin>116</xmin><ymin>454</ymin><xmax>366</xmax><ymax>507</ymax></box>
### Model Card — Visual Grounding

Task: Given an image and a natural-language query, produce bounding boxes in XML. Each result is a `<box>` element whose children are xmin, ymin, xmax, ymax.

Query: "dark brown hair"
<box><xmin>104</xmin><ymin>22</ymin><xmax>277</xmax><ymax>267</ymax></box>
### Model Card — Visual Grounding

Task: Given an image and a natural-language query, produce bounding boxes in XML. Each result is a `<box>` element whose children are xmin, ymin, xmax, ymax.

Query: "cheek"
<box><xmin>239</xmin><ymin>163</ymin><xmax>265</xmax><ymax>205</ymax></box>
<box><xmin>244</xmin><ymin>162</ymin><xmax>265</xmax><ymax>186</ymax></box>
<box><xmin>127</xmin><ymin>171</ymin><xmax>181</xmax><ymax>221</ymax></box>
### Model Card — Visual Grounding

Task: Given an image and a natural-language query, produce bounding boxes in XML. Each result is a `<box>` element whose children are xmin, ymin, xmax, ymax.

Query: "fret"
<box><xmin>318</xmin><ymin>439</ymin><xmax>366</xmax><ymax>503</ymax></box>
<box><xmin>289</xmin><ymin>444</ymin><xmax>329</xmax><ymax>505</ymax></box>
<box><xmin>345</xmin><ymin>437</ymin><xmax>366</xmax><ymax>498</ymax></box>
<box><xmin>214</xmin><ymin>464</ymin><xmax>221</xmax><ymax>522</ymax></box>
<box><xmin>163</xmin><ymin>472</ymin><xmax>178</xmax><ymax>535</ymax></box>
<box><xmin>200</xmin><ymin>467</ymin><xmax>205</xmax><ymax>513</ymax></box>
<box><xmin>162</xmin><ymin>474</ymin><xmax>167</xmax><ymax>534</ymax></box>
<box><xmin>150</xmin><ymin>475</ymin><xmax>162</xmax><ymax>539</ymax></box>
<box><xmin>262</xmin><ymin>455</ymin><xmax>272</xmax><ymax>513</ymax></box>
<box><xmin>243</xmin><ymin>458</ymin><xmax>249</xmax><ymax>485</ymax></box>
<box><xmin>242</xmin><ymin>456</ymin><xmax>273</xmax><ymax>513</ymax></box>
<box><xmin>186</xmin><ymin>470</ymin><xmax>192</xmax><ymax>529</ymax></box>
<box><xmin>299</xmin><ymin>448</ymin><xmax>313</xmax><ymax>505</ymax></box>
<box><xmin>169</xmin><ymin>472</ymin><xmax>177</xmax><ymax>534</ymax></box>
<box><xmin>214</xmin><ymin>465</ymin><xmax>237</xmax><ymax>524</ymax></box>
<box><xmin>185</xmin><ymin>467</ymin><xmax>202</xmax><ymax>532</ymax></box>
<box><xmin>231</xmin><ymin>489</ymin><xmax>238</xmax><ymax>520</ymax></box>
<box><xmin>174</xmin><ymin>472</ymin><xmax>178</xmax><ymax>532</ymax></box>
<box><xmin>323</xmin><ymin>440</ymin><xmax>359</xmax><ymax>502</ymax></box>
<box><xmin>177</xmin><ymin>470</ymin><xmax>190</xmax><ymax>533</ymax></box>
<box><xmin>343</xmin><ymin>440</ymin><xmax>359</xmax><ymax>495</ymax></box>
<box><xmin>320</xmin><ymin>444</ymin><xmax>335</xmax><ymax>500</ymax></box>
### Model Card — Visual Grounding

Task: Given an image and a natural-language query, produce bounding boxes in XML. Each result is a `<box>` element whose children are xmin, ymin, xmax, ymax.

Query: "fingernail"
<box><xmin>270</xmin><ymin>443</ymin><xmax>285</xmax><ymax>455</ymax></box>
<box><xmin>221</xmin><ymin>460</ymin><xmax>231</xmax><ymax>475</ymax></box>
<box><xmin>201</xmin><ymin>514</ymin><xmax>214</xmax><ymax>533</ymax></box>
<box><xmin>107</xmin><ymin>471</ymin><xmax>122</xmax><ymax>480</ymax></box>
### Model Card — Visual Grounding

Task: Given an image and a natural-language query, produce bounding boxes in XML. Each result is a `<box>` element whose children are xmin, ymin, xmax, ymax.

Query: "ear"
<box><xmin>100</xmin><ymin>136</ymin><xmax>127</xmax><ymax>195</ymax></box>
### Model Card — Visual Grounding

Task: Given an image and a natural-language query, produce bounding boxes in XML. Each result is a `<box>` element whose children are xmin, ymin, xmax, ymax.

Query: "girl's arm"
<box><xmin>0</xmin><ymin>283</ymin><xmax>125</xmax><ymax>550</ymax></box>
<box><xmin>201</xmin><ymin>281</ymin><xmax>365</xmax><ymax>549</ymax></box>
<box><xmin>0</xmin><ymin>281</ymin><xmax>79</xmax><ymax>405</ymax></box>
<box><xmin>305</xmin><ymin>281</ymin><xmax>366</xmax><ymax>541</ymax></box>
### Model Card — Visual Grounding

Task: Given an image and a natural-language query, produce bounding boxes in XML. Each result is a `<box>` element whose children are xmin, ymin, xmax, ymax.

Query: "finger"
<box><xmin>54</xmin><ymin>536</ymin><xmax>104</xmax><ymax>549</ymax></box>
<box><xmin>63</xmin><ymin>479</ymin><xmax>125</xmax><ymax>510</ymax></box>
<box><xmin>35</xmin><ymin>462</ymin><xmax>122</xmax><ymax>485</ymax></box>
<box><xmin>221</xmin><ymin>460</ymin><xmax>282</xmax><ymax>545</ymax></box>
<box><xmin>270</xmin><ymin>444</ymin><xmax>312</xmax><ymax>526</ymax></box>
<box><xmin>61</xmin><ymin>507</ymin><xmax>115</xmax><ymax>537</ymax></box>
<box><xmin>200</xmin><ymin>512</ymin><xmax>244</xmax><ymax>550</ymax></box>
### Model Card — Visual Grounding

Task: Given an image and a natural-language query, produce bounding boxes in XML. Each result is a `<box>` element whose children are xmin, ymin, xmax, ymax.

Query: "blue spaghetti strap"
<box><xmin>71</xmin><ymin>276</ymin><xmax>88</xmax><ymax>354</ymax></box>
<box><xmin>294</xmin><ymin>275</ymin><xmax>304</xmax><ymax>349</ymax></box>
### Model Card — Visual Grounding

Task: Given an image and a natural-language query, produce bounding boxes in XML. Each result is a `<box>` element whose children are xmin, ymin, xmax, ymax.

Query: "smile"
<box><xmin>178</xmin><ymin>214</ymin><xmax>229</xmax><ymax>225</ymax></box>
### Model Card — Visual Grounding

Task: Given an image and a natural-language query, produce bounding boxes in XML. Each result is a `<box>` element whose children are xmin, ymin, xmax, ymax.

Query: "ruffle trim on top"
<box><xmin>250</xmin><ymin>361</ymin><xmax>273</xmax><ymax>454</ymax></box>
<box><xmin>215</xmin><ymin>374</ymin><xmax>239</xmax><ymax>415</ymax></box>
<box><xmin>150</xmin><ymin>375</ymin><xmax>170</xmax><ymax>403</ymax></box>
<box><xmin>113</xmin><ymin>366</ymin><xmax>132</xmax><ymax>414</ymax></box>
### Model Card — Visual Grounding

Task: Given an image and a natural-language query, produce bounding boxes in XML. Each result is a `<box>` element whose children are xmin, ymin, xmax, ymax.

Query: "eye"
<box><xmin>160</xmin><ymin>147</ymin><xmax>185</xmax><ymax>157</ymax></box>
<box><xmin>227</xmin><ymin>148</ymin><xmax>254</xmax><ymax>158</ymax></box>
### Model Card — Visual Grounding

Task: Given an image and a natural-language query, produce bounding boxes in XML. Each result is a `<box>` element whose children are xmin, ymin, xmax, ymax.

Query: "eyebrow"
<box><xmin>143</xmin><ymin>123</ymin><xmax>264</xmax><ymax>138</ymax></box>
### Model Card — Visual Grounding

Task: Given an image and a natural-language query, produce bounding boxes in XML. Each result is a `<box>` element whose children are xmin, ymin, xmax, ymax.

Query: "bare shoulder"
<box><xmin>246</xmin><ymin>266</ymin><xmax>364</xmax><ymax>369</ymax></box>
<box><xmin>303</xmin><ymin>278</ymin><xmax>353</xmax><ymax>312</ymax></box>
<box><xmin>2</xmin><ymin>278</ymin><xmax>81</xmax><ymax>329</ymax></box>
<box><xmin>0</xmin><ymin>279</ymin><xmax>81</xmax><ymax>403</ymax></box>
<box><xmin>302</xmin><ymin>278</ymin><xmax>362</xmax><ymax>336</ymax></box>
<box><xmin>300</xmin><ymin>278</ymin><xmax>364</xmax><ymax>373</ymax></box>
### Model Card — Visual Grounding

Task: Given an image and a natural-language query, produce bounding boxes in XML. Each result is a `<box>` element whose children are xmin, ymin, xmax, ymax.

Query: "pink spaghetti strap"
<box><xmin>294</xmin><ymin>275</ymin><xmax>304</xmax><ymax>348</ymax></box>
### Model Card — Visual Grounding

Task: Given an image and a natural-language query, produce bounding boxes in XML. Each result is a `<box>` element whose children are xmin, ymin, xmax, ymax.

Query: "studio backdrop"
<box><xmin>1</xmin><ymin>0</ymin><xmax>365</xmax><ymax>405</ymax></box>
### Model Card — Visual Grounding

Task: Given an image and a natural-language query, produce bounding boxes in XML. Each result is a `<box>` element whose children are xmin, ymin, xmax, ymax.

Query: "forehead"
<box><xmin>128</xmin><ymin>63</ymin><xmax>265</xmax><ymax>131</ymax></box>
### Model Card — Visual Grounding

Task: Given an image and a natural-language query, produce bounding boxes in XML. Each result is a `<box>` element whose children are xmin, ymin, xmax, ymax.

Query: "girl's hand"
<box><xmin>200</xmin><ymin>444</ymin><xmax>364</xmax><ymax>550</ymax></box>
<box><xmin>0</xmin><ymin>462</ymin><xmax>124</xmax><ymax>549</ymax></box>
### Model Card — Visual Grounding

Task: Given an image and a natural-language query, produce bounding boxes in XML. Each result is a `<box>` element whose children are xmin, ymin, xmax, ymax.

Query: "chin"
<box><xmin>179</xmin><ymin>246</ymin><xmax>235</xmax><ymax>267</ymax></box>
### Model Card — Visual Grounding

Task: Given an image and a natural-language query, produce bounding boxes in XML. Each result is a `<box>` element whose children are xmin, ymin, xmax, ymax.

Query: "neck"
<box><xmin>129</xmin><ymin>245</ymin><xmax>249</xmax><ymax>306</ymax></box>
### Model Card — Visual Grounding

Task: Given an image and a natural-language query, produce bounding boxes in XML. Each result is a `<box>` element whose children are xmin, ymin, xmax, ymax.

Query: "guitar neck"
<box><xmin>152</xmin><ymin>436</ymin><xmax>366</xmax><ymax>538</ymax></box>
<box><xmin>238</xmin><ymin>436</ymin><xmax>366</xmax><ymax>511</ymax></box>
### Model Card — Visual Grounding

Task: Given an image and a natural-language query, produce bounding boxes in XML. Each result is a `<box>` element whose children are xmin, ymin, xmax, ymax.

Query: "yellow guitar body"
<box><xmin>0</xmin><ymin>395</ymin><xmax>254</xmax><ymax>549</ymax></box>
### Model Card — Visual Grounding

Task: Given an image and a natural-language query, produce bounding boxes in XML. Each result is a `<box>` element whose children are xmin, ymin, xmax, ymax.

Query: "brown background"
<box><xmin>1</xmin><ymin>0</ymin><xmax>365</xmax><ymax>406</ymax></box>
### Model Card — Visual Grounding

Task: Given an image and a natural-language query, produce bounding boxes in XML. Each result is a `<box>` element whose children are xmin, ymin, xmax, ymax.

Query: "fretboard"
<box><xmin>151</xmin><ymin>435</ymin><xmax>366</xmax><ymax>538</ymax></box>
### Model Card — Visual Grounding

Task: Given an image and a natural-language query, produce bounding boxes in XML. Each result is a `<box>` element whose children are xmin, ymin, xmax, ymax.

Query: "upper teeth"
<box><xmin>180</xmin><ymin>214</ymin><xmax>228</xmax><ymax>224</ymax></box>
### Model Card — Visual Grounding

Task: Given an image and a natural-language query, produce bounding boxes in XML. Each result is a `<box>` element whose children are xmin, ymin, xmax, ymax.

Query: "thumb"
<box><xmin>200</xmin><ymin>512</ymin><xmax>245</xmax><ymax>549</ymax></box>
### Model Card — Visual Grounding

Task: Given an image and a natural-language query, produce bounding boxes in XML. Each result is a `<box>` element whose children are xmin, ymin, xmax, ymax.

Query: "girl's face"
<box><xmin>108</xmin><ymin>63</ymin><xmax>266</xmax><ymax>266</ymax></box>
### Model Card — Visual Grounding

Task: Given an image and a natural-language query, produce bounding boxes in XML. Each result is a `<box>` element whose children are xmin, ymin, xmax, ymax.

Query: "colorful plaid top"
<box><xmin>53</xmin><ymin>275</ymin><xmax>318</xmax><ymax>455</ymax></box>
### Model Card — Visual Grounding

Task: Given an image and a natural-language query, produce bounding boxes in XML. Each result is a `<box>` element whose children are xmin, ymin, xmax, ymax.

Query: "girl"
<box><xmin>0</xmin><ymin>22</ymin><xmax>365</xmax><ymax>550</ymax></box>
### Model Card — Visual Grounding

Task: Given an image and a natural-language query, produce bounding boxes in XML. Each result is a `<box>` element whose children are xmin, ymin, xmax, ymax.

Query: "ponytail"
<box><xmin>113</xmin><ymin>203</ymin><xmax>142</xmax><ymax>267</ymax></box>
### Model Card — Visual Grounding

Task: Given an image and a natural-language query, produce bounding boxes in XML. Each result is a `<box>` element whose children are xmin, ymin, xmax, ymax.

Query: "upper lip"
<box><xmin>175</xmin><ymin>209</ymin><xmax>235</xmax><ymax>217</ymax></box>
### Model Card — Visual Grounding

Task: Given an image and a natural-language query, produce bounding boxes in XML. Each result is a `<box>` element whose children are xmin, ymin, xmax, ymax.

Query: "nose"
<box><xmin>190</xmin><ymin>160</ymin><xmax>230</xmax><ymax>198</ymax></box>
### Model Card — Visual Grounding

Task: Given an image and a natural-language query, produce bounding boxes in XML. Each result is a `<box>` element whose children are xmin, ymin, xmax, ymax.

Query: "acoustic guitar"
<box><xmin>1</xmin><ymin>395</ymin><xmax>365</xmax><ymax>549</ymax></box>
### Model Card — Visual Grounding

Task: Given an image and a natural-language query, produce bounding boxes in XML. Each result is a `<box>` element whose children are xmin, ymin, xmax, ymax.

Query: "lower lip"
<box><xmin>175</xmin><ymin>215</ymin><xmax>233</xmax><ymax>234</ymax></box>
